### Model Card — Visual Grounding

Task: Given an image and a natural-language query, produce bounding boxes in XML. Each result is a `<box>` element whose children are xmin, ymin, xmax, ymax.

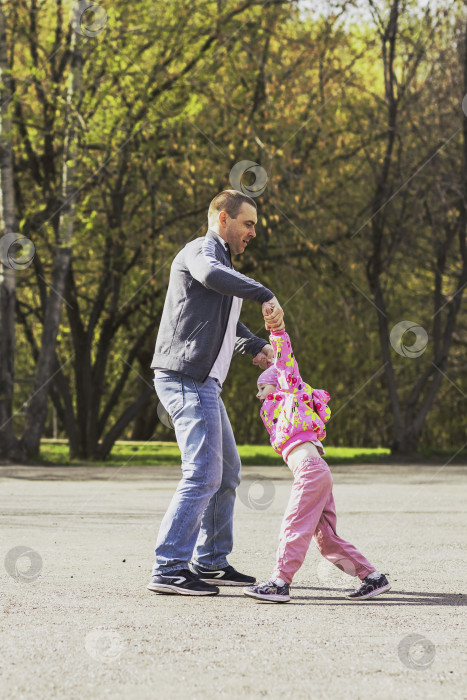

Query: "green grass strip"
<box><xmin>38</xmin><ymin>440</ymin><xmax>393</xmax><ymax>466</ymax></box>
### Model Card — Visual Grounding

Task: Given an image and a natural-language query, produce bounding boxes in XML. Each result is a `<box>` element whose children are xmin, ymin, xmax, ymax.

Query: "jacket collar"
<box><xmin>206</xmin><ymin>227</ymin><xmax>229</xmax><ymax>252</ymax></box>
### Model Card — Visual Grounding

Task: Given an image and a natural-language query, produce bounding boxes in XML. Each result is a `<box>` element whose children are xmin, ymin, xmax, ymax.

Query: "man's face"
<box><xmin>220</xmin><ymin>203</ymin><xmax>257</xmax><ymax>255</ymax></box>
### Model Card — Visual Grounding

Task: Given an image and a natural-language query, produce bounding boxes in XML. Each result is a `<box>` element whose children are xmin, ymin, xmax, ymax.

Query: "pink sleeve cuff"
<box><xmin>269</xmin><ymin>328</ymin><xmax>286</xmax><ymax>338</ymax></box>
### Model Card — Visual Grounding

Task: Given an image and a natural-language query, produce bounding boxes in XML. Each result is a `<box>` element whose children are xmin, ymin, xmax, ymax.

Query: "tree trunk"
<box><xmin>97</xmin><ymin>387</ymin><xmax>154</xmax><ymax>459</ymax></box>
<box><xmin>366</xmin><ymin>0</ymin><xmax>404</xmax><ymax>452</ymax></box>
<box><xmin>21</xmin><ymin>16</ymin><xmax>83</xmax><ymax>457</ymax></box>
<box><xmin>0</xmin><ymin>3</ymin><xmax>25</xmax><ymax>461</ymax></box>
<box><xmin>391</xmin><ymin>430</ymin><xmax>420</xmax><ymax>458</ymax></box>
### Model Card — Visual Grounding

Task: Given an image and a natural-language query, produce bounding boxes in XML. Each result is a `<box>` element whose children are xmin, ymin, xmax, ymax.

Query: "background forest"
<box><xmin>0</xmin><ymin>0</ymin><xmax>465</xmax><ymax>462</ymax></box>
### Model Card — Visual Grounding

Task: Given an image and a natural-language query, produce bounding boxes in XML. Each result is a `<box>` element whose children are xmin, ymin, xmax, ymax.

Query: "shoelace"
<box><xmin>259</xmin><ymin>579</ymin><xmax>280</xmax><ymax>589</ymax></box>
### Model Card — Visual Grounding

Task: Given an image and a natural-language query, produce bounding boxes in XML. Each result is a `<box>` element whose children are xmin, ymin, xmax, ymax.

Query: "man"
<box><xmin>147</xmin><ymin>190</ymin><xmax>284</xmax><ymax>595</ymax></box>
<box><xmin>147</xmin><ymin>189</ymin><xmax>284</xmax><ymax>596</ymax></box>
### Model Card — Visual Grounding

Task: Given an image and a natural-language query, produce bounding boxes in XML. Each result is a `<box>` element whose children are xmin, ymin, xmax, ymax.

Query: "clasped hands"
<box><xmin>252</xmin><ymin>296</ymin><xmax>285</xmax><ymax>370</ymax></box>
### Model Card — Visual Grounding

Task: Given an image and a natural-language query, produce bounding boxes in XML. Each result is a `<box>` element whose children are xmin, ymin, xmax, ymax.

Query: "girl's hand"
<box><xmin>262</xmin><ymin>297</ymin><xmax>284</xmax><ymax>331</ymax></box>
<box><xmin>264</xmin><ymin>317</ymin><xmax>285</xmax><ymax>332</ymax></box>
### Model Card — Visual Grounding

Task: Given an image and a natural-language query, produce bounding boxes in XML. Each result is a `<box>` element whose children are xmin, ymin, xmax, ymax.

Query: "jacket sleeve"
<box><xmin>185</xmin><ymin>237</ymin><xmax>274</xmax><ymax>303</ymax></box>
<box><xmin>270</xmin><ymin>328</ymin><xmax>304</xmax><ymax>393</ymax></box>
<box><xmin>234</xmin><ymin>321</ymin><xmax>269</xmax><ymax>357</ymax></box>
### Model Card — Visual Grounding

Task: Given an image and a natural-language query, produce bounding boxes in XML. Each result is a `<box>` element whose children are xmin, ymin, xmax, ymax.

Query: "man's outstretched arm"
<box><xmin>186</xmin><ymin>237</ymin><xmax>274</xmax><ymax>303</ymax></box>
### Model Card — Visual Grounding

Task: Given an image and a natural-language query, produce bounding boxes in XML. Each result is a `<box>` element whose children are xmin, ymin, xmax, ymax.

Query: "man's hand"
<box><xmin>252</xmin><ymin>344</ymin><xmax>274</xmax><ymax>369</ymax></box>
<box><xmin>262</xmin><ymin>296</ymin><xmax>284</xmax><ymax>332</ymax></box>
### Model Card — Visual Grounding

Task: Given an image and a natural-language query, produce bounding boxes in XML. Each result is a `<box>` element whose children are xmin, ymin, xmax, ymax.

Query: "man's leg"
<box><xmin>192</xmin><ymin>395</ymin><xmax>241</xmax><ymax>569</ymax></box>
<box><xmin>152</xmin><ymin>373</ymin><xmax>223</xmax><ymax>575</ymax></box>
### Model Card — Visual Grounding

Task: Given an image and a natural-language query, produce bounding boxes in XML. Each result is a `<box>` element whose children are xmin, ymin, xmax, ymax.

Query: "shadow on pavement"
<box><xmin>286</xmin><ymin>587</ymin><xmax>467</xmax><ymax>605</ymax></box>
<box><xmin>214</xmin><ymin>588</ymin><xmax>466</xmax><ymax>606</ymax></box>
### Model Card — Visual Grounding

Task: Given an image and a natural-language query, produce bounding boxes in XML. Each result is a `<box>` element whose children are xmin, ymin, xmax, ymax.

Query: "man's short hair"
<box><xmin>208</xmin><ymin>190</ymin><xmax>257</xmax><ymax>224</ymax></box>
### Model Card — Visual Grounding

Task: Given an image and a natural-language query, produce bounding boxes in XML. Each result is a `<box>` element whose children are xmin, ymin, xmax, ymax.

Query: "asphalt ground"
<box><xmin>1</xmin><ymin>463</ymin><xmax>466</xmax><ymax>699</ymax></box>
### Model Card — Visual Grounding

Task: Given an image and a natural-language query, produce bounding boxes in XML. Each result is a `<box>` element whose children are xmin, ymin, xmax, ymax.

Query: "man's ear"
<box><xmin>219</xmin><ymin>210</ymin><xmax>229</xmax><ymax>227</ymax></box>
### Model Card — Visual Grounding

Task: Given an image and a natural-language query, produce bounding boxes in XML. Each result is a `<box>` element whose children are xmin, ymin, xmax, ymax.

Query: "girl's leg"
<box><xmin>272</xmin><ymin>456</ymin><xmax>332</xmax><ymax>584</ymax></box>
<box><xmin>313</xmin><ymin>490</ymin><xmax>375</xmax><ymax>579</ymax></box>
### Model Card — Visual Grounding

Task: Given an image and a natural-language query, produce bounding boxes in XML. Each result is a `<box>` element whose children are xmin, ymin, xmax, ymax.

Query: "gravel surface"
<box><xmin>1</xmin><ymin>463</ymin><xmax>466</xmax><ymax>700</ymax></box>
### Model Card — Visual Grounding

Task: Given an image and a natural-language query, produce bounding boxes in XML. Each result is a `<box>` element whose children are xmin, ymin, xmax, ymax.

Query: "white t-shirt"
<box><xmin>209</xmin><ymin>296</ymin><xmax>243</xmax><ymax>386</ymax></box>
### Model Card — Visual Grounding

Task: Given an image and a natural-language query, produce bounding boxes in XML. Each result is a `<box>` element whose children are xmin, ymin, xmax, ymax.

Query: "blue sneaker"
<box><xmin>243</xmin><ymin>579</ymin><xmax>290</xmax><ymax>603</ymax></box>
<box><xmin>347</xmin><ymin>573</ymin><xmax>391</xmax><ymax>600</ymax></box>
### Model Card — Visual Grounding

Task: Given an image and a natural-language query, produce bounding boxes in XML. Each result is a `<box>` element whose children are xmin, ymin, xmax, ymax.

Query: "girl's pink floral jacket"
<box><xmin>260</xmin><ymin>329</ymin><xmax>331</xmax><ymax>461</ymax></box>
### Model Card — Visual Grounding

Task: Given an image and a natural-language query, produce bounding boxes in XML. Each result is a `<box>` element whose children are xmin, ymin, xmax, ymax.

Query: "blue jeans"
<box><xmin>152</xmin><ymin>370</ymin><xmax>241</xmax><ymax>575</ymax></box>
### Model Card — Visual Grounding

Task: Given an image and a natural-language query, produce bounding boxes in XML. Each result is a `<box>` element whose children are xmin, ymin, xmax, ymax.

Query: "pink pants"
<box><xmin>272</xmin><ymin>456</ymin><xmax>375</xmax><ymax>585</ymax></box>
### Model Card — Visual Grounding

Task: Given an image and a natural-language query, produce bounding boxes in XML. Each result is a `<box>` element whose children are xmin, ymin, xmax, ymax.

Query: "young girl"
<box><xmin>243</xmin><ymin>326</ymin><xmax>390</xmax><ymax>603</ymax></box>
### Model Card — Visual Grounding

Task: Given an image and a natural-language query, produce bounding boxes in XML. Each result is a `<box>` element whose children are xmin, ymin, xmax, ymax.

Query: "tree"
<box><xmin>20</xmin><ymin>3</ymin><xmax>83</xmax><ymax>457</ymax></box>
<box><xmin>0</xmin><ymin>1</ymin><xmax>22</xmax><ymax>460</ymax></box>
<box><xmin>352</xmin><ymin>0</ymin><xmax>466</xmax><ymax>454</ymax></box>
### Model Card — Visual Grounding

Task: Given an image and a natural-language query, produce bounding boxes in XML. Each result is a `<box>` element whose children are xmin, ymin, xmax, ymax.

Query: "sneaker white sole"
<box><xmin>243</xmin><ymin>589</ymin><xmax>290</xmax><ymax>603</ymax></box>
<box><xmin>146</xmin><ymin>583</ymin><xmax>218</xmax><ymax>596</ymax></box>
<box><xmin>347</xmin><ymin>583</ymin><xmax>391</xmax><ymax>600</ymax></box>
<box><xmin>199</xmin><ymin>578</ymin><xmax>253</xmax><ymax>586</ymax></box>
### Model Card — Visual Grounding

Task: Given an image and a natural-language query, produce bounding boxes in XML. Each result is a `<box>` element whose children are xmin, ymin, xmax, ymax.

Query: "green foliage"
<box><xmin>4</xmin><ymin>0</ymin><xmax>466</xmax><ymax>456</ymax></box>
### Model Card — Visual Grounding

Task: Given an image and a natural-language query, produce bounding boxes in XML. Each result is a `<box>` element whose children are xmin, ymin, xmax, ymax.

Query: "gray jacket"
<box><xmin>151</xmin><ymin>229</ymin><xmax>274</xmax><ymax>381</ymax></box>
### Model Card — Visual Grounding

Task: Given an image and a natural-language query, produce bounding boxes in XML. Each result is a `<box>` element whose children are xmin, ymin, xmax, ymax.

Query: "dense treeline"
<box><xmin>0</xmin><ymin>0</ymin><xmax>465</xmax><ymax>461</ymax></box>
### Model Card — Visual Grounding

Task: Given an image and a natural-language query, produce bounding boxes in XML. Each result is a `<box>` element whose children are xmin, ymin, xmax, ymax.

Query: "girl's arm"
<box><xmin>270</xmin><ymin>329</ymin><xmax>304</xmax><ymax>393</ymax></box>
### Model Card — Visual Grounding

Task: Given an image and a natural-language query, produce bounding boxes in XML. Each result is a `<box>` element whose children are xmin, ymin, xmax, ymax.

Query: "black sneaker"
<box><xmin>147</xmin><ymin>568</ymin><xmax>219</xmax><ymax>596</ymax></box>
<box><xmin>347</xmin><ymin>573</ymin><xmax>391</xmax><ymax>600</ymax></box>
<box><xmin>190</xmin><ymin>563</ymin><xmax>256</xmax><ymax>586</ymax></box>
<box><xmin>243</xmin><ymin>579</ymin><xmax>290</xmax><ymax>603</ymax></box>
